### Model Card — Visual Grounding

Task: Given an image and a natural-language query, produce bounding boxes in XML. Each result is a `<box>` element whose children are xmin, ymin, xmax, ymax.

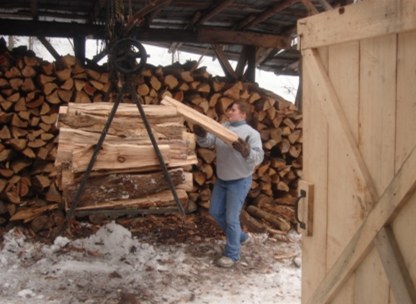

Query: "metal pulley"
<box><xmin>110</xmin><ymin>38</ymin><xmax>147</xmax><ymax>74</ymax></box>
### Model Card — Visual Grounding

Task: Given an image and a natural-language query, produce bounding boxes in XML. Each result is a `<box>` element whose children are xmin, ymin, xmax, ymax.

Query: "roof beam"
<box><xmin>0</xmin><ymin>19</ymin><xmax>291</xmax><ymax>49</ymax></box>
<box><xmin>37</xmin><ymin>36</ymin><xmax>60</xmax><ymax>60</ymax></box>
<box><xmin>316</xmin><ymin>0</ymin><xmax>333</xmax><ymax>11</ymax></box>
<box><xmin>212</xmin><ymin>44</ymin><xmax>238</xmax><ymax>81</ymax></box>
<box><xmin>193</xmin><ymin>0</ymin><xmax>234</xmax><ymax>26</ymax></box>
<box><xmin>31</xmin><ymin>0</ymin><xmax>38</xmax><ymax>20</ymax></box>
<box><xmin>198</xmin><ymin>28</ymin><xmax>290</xmax><ymax>49</ymax></box>
<box><xmin>299</xmin><ymin>0</ymin><xmax>319</xmax><ymax>15</ymax></box>
<box><xmin>238</xmin><ymin>0</ymin><xmax>298</xmax><ymax>30</ymax></box>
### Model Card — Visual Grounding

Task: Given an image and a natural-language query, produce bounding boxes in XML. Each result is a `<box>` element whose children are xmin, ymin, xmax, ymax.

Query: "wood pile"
<box><xmin>56</xmin><ymin>102</ymin><xmax>196</xmax><ymax>214</ymax></box>
<box><xmin>0</xmin><ymin>41</ymin><xmax>302</xmax><ymax>237</ymax></box>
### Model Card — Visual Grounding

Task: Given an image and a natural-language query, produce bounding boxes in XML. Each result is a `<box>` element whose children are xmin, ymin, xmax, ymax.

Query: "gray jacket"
<box><xmin>196</xmin><ymin>121</ymin><xmax>264</xmax><ymax>180</ymax></box>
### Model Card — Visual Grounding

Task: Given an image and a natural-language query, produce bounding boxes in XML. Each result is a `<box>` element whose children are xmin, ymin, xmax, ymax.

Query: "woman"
<box><xmin>194</xmin><ymin>100</ymin><xmax>264</xmax><ymax>267</ymax></box>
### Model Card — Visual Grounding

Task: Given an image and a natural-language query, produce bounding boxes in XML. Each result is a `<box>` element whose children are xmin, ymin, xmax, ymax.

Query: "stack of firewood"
<box><xmin>0</xmin><ymin>42</ymin><xmax>302</xmax><ymax>235</ymax></box>
<box><xmin>56</xmin><ymin>102</ymin><xmax>196</xmax><ymax>214</ymax></box>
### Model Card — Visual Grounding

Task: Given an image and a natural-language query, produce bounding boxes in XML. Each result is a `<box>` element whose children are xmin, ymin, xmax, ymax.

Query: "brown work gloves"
<box><xmin>193</xmin><ymin>125</ymin><xmax>207</xmax><ymax>137</ymax></box>
<box><xmin>232</xmin><ymin>136</ymin><xmax>250</xmax><ymax>158</ymax></box>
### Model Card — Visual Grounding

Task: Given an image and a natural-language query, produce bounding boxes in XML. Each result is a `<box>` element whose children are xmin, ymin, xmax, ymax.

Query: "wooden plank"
<box><xmin>71</xmin><ymin>143</ymin><xmax>171</xmax><ymax>173</ymax></box>
<box><xmin>354</xmin><ymin>248</ymin><xmax>390</xmax><ymax>304</ymax></box>
<box><xmin>303</xmin><ymin>48</ymin><xmax>378</xmax><ymax>205</ymax></box>
<box><xmin>63</xmin><ymin>168</ymin><xmax>186</xmax><ymax>207</ymax></box>
<box><xmin>161</xmin><ymin>95</ymin><xmax>239</xmax><ymax>145</ymax></box>
<box><xmin>375</xmin><ymin>227</ymin><xmax>416</xmax><ymax>304</ymax></box>
<box><xmin>200</xmin><ymin>28</ymin><xmax>291</xmax><ymax>49</ymax></box>
<box><xmin>391</xmin><ymin>32</ymin><xmax>416</xmax><ymax>304</ymax></box>
<box><xmin>1</xmin><ymin>19</ymin><xmax>292</xmax><ymax>49</ymax></box>
<box><xmin>298</xmin><ymin>0</ymin><xmax>416</xmax><ymax>50</ymax></box>
<box><xmin>396</xmin><ymin>31</ymin><xmax>416</xmax><ymax>171</ymax></box>
<box><xmin>326</xmin><ymin>41</ymin><xmax>362</xmax><ymax>272</ymax></box>
<box><xmin>69</xmin><ymin>189</ymin><xmax>188</xmax><ymax>211</ymax></box>
<box><xmin>359</xmin><ymin>35</ymin><xmax>397</xmax><ymax>195</ymax></box>
<box><xmin>58</xmin><ymin>113</ymin><xmax>184</xmax><ymax>138</ymax></box>
<box><xmin>55</xmin><ymin>128</ymin><xmax>191</xmax><ymax>166</ymax></box>
<box><xmin>391</xmin><ymin>189</ymin><xmax>416</xmax><ymax>304</ymax></box>
<box><xmin>306</xmin><ymin>144</ymin><xmax>416</xmax><ymax>303</ymax></box>
<box><xmin>300</xmin><ymin>47</ymin><xmax>329</xmax><ymax>302</ymax></box>
<box><xmin>63</xmin><ymin>102</ymin><xmax>180</xmax><ymax>119</ymax></box>
<box><xmin>331</xmin><ymin>276</ymin><xmax>354</xmax><ymax>304</ymax></box>
<box><xmin>300</xmin><ymin>0</ymin><xmax>319</xmax><ymax>15</ymax></box>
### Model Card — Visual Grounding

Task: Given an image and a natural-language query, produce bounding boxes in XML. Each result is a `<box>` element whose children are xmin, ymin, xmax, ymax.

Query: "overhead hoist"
<box><xmin>66</xmin><ymin>0</ymin><xmax>185</xmax><ymax>224</ymax></box>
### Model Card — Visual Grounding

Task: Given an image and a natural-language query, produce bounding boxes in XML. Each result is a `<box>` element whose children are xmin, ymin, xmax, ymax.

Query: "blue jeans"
<box><xmin>209</xmin><ymin>176</ymin><xmax>252</xmax><ymax>261</ymax></box>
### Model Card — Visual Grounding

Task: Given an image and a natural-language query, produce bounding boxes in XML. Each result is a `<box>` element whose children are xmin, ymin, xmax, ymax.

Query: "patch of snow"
<box><xmin>0</xmin><ymin>222</ymin><xmax>301</xmax><ymax>303</ymax></box>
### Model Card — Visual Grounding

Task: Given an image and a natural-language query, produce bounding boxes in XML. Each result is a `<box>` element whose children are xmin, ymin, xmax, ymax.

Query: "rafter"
<box><xmin>193</xmin><ymin>0</ymin><xmax>234</xmax><ymax>26</ymax></box>
<box><xmin>235</xmin><ymin>46</ymin><xmax>248</xmax><ymax>78</ymax></box>
<box><xmin>0</xmin><ymin>19</ymin><xmax>291</xmax><ymax>49</ymax></box>
<box><xmin>31</xmin><ymin>0</ymin><xmax>38</xmax><ymax>20</ymax></box>
<box><xmin>125</xmin><ymin>0</ymin><xmax>172</xmax><ymax>32</ymax></box>
<box><xmin>300</xmin><ymin>0</ymin><xmax>319</xmax><ymax>15</ymax></box>
<box><xmin>316</xmin><ymin>0</ymin><xmax>333</xmax><ymax>11</ymax></box>
<box><xmin>238</xmin><ymin>0</ymin><xmax>298</xmax><ymax>30</ymax></box>
<box><xmin>256</xmin><ymin>48</ymin><xmax>276</xmax><ymax>65</ymax></box>
<box><xmin>212</xmin><ymin>44</ymin><xmax>237</xmax><ymax>81</ymax></box>
<box><xmin>37</xmin><ymin>36</ymin><xmax>60</xmax><ymax>60</ymax></box>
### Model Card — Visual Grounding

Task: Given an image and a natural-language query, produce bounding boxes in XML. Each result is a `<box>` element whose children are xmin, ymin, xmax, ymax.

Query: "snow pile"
<box><xmin>0</xmin><ymin>222</ymin><xmax>301</xmax><ymax>304</ymax></box>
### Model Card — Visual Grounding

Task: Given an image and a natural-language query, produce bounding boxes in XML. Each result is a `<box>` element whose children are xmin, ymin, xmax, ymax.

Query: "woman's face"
<box><xmin>227</xmin><ymin>104</ymin><xmax>246</xmax><ymax>122</ymax></box>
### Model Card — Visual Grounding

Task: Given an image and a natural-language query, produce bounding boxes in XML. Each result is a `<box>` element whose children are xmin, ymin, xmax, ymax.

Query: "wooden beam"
<box><xmin>92</xmin><ymin>49</ymin><xmax>108</xmax><ymax>63</ymax></box>
<box><xmin>37</xmin><ymin>36</ymin><xmax>60</xmax><ymax>60</ymax></box>
<box><xmin>125</xmin><ymin>0</ymin><xmax>172</xmax><ymax>32</ymax></box>
<box><xmin>316</xmin><ymin>0</ymin><xmax>333</xmax><ymax>11</ymax></box>
<box><xmin>70</xmin><ymin>189</ymin><xmax>189</xmax><ymax>212</ymax></box>
<box><xmin>71</xmin><ymin>143</ymin><xmax>171</xmax><ymax>174</ymax></box>
<box><xmin>256</xmin><ymin>47</ymin><xmax>276</xmax><ymax>65</ymax></box>
<box><xmin>238</xmin><ymin>0</ymin><xmax>298</xmax><ymax>30</ymax></box>
<box><xmin>307</xmin><ymin>143</ymin><xmax>416</xmax><ymax>303</ymax></box>
<box><xmin>31</xmin><ymin>0</ymin><xmax>38</xmax><ymax>20</ymax></box>
<box><xmin>298</xmin><ymin>0</ymin><xmax>416</xmax><ymax>50</ymax></box>
<box><xmin>212</xmin><ymin>44</ymin><xmax>238</xmax><ymax>81</ymax></box>
<box><xmin>244</xmin><ymin>45</ymin><xmax>256</xmax><ymax>82</ymax></box>
<box><xmin>0</xmin><ymin>19</ymin><xmax>291</xmax><ymax>49</ymax></box>
<box><xmin>303</xmin><ymin>48</ymin><xmax>378</xmax><ymax>204</ymax></box>
<box><xmin>143</xmin><ymin>0</ymin><xmax>170</xmax><ymax>27</ymax></box>
<box><xmin>74</xmin><ymin>36</ymin><xmax>86</xmax><ymax>64</ymax></box>
<box><xmin>300</xmin><ymin>0</ymin><xmax>319</xmax><ymax>15</ymax></box>
<box><xmin>199</xmin><ymin>27</ymin><xmax>290</xmax><ymax>49</ymax></box>
<box><xmin>88</xmin><ymin>0</ymin><xmax>104</xmax><ymax>24</ymax></box>
<box><xmin>194</xmin><ymin>0</ymin><xmax>234</xmax><ymax>26</ymax></box>
<box><xmin>374</xmin><ymin>227</ymin><xmax>416</xmax><ymax>304</ymax></box>
<box><xmin>235</xmin><ymin>46</ymin><xmax>248</xmax><ymax>78</ymax></box>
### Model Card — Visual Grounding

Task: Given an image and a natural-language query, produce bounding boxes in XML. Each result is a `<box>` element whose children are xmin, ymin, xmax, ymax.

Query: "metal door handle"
<box><xmin>294</xmin><ymin>189</ymin><xmax>306</xmax><ymax>229</ymax></box>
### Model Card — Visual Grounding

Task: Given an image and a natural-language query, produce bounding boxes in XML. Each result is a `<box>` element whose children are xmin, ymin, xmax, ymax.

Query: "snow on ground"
<box><xmin>0</xmin><ymin>222</ymin><xmax>301</xmax><ymax>304</ymax></box>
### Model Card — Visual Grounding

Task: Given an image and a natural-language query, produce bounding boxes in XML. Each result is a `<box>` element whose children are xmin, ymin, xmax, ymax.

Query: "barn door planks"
<box><xmin>298</xmin><ymin>1</ymin><xmax>416</xmax><ymax>303</ymax></box>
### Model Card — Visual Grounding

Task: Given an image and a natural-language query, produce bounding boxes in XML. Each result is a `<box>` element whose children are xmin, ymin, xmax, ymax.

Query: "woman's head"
<box><xmin>227</xmin><ymin>100</ymin><xmax>250</xmax><ymax>122</ymax></box>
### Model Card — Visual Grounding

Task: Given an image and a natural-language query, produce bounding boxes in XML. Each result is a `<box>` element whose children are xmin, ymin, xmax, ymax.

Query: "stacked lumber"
<box><xmin>55</xmin><ymin>102</ymin><xmax>197</xmax><ymax>214</ymax></box>
<box><xmin>0</xmin><ymin>42</ymin><xmax>302</xmax><ymax>236</ymax></box>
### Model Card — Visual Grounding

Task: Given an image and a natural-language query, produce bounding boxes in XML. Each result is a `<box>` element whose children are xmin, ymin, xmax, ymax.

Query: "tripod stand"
<box><xmin>66</xmin><ymin>38</ymin><xmax>186</xmax><ymax>222</ymax></box>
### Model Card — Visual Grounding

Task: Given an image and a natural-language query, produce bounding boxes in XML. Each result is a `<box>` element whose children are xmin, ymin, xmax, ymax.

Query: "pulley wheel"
<box><xmin>111</xmin><ymin>38</ymin><xmax>147</xmax><ymax>74</ymax></box>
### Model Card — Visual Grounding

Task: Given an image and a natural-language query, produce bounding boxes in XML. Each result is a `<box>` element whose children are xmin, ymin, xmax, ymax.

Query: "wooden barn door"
<box><xmin>297</xmin><ymin>1</ymin><xmax>416</xmax><ymax>303</ymax></box>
